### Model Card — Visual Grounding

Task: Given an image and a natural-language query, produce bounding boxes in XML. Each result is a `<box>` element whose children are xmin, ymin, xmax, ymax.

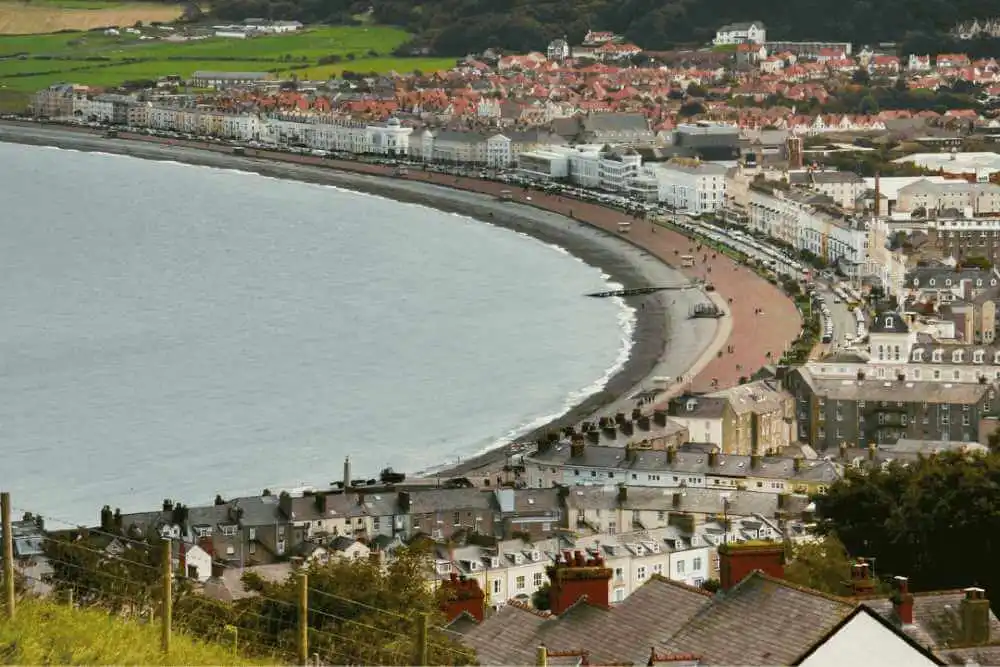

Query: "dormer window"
<box><xmin>913</xmin><ymin>348</ymin><xmax>924</xmax><ymax>362</ymax></box>
<box><xmin>946</xmin><ymin>279</ymin><xmax>953</xmax><ymax>287</ymax></box>
<box><xmin>929</xmin><ymin>278</ymin><xmax>936</xmax><ymax>286</ymax></box>
<box><xmin>975</xmin><ymin>350</ymin><xmax>985</xmax><ymax>364</ymax></box>
<box><xmin>933</xmin><ymin>350</ymin><xmax>943</xmax><ymax>363</ymax></box>
<box><xmin>953</xmin><ymin>350</ymin><xmax>964</xmax><ymax>363</ymax></box>
<box><xmin>884</xmin><ymin>316</ymin><xmax>893</xmax><ymax>329</ymax></box>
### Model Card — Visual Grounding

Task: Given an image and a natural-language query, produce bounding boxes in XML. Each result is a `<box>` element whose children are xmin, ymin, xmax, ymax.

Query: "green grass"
<box><xmin>0</xmin><ymin>598</ymin><xmax>272</xmax><ymax>665</ymax></box>
<box><xmin>0</xmin><ymin>24</ymin><xmax>438</xmax><ymax>91</ymax></box>
<box><xmin>285</xmin><ymin>56</ymin><xmax>457</xmax><ymax>78</ymax></box>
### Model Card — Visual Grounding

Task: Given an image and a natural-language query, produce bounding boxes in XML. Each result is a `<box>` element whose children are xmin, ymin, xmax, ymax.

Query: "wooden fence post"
<box><xmin>161</xmin><ymin>538</ymin><xmax>172</xmax><ymax>655</ymax></box>
<box><xmin>413</xmin><ymin>611</ymin><xmax>428</xmax><ymax>666</ymax></box>
<box><xmin>298</xmin><ymin>572</ymin><xmax>309</xmax><ymax>666</ymax></box>
<box><xmin>1</xmin><ymin>492</ymin><xmax>14</xmax><ymax>620</ymax></box>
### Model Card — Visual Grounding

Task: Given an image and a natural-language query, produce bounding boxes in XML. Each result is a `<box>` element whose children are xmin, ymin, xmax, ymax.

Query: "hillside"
<box><xmin>0</xmin><ymin>598</ymin><xmax>267</xmax><ymax>665</ymax></box>
<box><xmin>210</xmin><ymin>0</ymin><xmax>1000</xmax><ymax>55</ymax></box>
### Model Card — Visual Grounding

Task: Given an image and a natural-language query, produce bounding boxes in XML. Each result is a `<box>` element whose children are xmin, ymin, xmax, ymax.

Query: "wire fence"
<box><xmin>1</xmin><ymin>493</ymin><xmax>477</xmax><ymax>666</ymax></box>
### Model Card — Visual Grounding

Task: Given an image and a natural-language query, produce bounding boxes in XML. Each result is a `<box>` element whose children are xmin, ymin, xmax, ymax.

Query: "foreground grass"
<box><xmin>0</xmin><ymin>598</ymin><xmax>269</xmax><ymax>665</ymax></box>
<box><xmin>0</xmin><ymin>24</ymin><xmax>437</xmax><ymax>91</ymax></box>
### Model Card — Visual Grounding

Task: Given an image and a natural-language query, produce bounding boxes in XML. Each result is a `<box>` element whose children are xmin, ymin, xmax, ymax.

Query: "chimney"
<box><xmin>708</xmin><ymin>451</ymin><xmax>718</xmax><ymax>467</ymax></box>
<box><xmin>615</xmin><ymin>412</ymin><xmax>627</xmax><ymax>425</ymax></box>
<box><xmin>637</xmin><ymin>415</ymin><xmax>651</xmax><ymax>431</ymax></box>
<box><xmin>653</xmin><ymin>409</ymin><xmax>668</xmax><ymax>427</ymax></box>
<box><xmin>961</xmin><ymin>587</ymin><xmax>991</xmax><ymax>645</ymax></box>
<box><xmin>621</xmin><ymin>420</ymin><xmax>634</xmax><ymax>436</ymax></box>
<box><xmin>617</xmin><ymin>486</ymin><xmax>627</xmax><ymax>503</ymax></box>
<box><xmin>546</xmin><ymin>550</ymin><xmax>612</xmax><ymax>615</ymax></box>
<box><xmin>719</xmin><ymin>542</ymin><xmax>785</xmax><ymax>591</ymax></box>
<box><xmin>344</xmin><ymin>456</ymin><xmax>352</xmax><ymax>489</ymax></box>
<box><xmin>868</xmin><ymin>444</ymin><xmax>877</xmax><ymax>461</ymax></box>
<box><xmin>398</xmin><ymin>490</ymin><xmax>411</xmax><ymax>514</ymax></box>
<box><xmin>666</xmin><ymin>446</ymin><xmax>676</xmax><ymax>464</ymax></box>
<box><xmin>571</xmin><ymin>438</ymin><xmax>586</xmax><ymax>457</ymax></box>
<box><xmin>672</xmin><ymin>492</ymin><xmax>682</xmax><ymax>508</ymax></box>
<box><xmin>849</xmin><ymin>558</ymin><xmax>876</xmax><ymax>595</ymax></box>
<box><xmin>586</xmin><ymin>430</ymin><xmax>600</xmax><ymax>444</ymax></box>
<box><xmin>750</xmin><ymin>454</ymin><xmax>761</xmax><ymax>470</ymax></box>
<box><xmin>793</xmin><ymin>456</ymin><xmax>802</xmax><ymax>472</ymax></box>
<box><xmin>891</xmin><ymin>576</ymin><xmax>914</xmax><ymax>625</ymax></box>
<box><xmin>315</xmin><ymin>493</ymin><xmax>329</xmax><ymax>515</ymax></box>
<box><xmin>631</xmin><ymin>408</ymin><xmax>643</xmax><ymax>421</ymax></box>
<box><xmin>440</xmin><ymin>572</ymin><xmax>486</xmax><ymax>623</ymax></box>
<box><xmin>602</xmin><ymin>426</ymin><xmax>617</xmax><ymax>440</ymax></box>
<box><xmin>839</xmin><ymin>442</ymin><xmax>848</xmax><ymax>461</ymax></box>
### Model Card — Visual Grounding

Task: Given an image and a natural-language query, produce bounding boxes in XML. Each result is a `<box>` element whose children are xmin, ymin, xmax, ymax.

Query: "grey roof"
<box><xmin>407</xmin><ymin>488</ymin><xmax>497</xmax><ymax>515</ymax></box>
<box><xmin>719</xmin><ymin>21</ymin><xmax>766</xmax><ymax>31</ymax></box>
<box><xmin>455</xmin><ymin>576</ymin><xmax>713</xmax><ymax>665</ymax></box>
<box><xmin>905</xmin><ymin>267</ymin><xmax>999</xmax><ymax>289</ymax></box>
<box><xmin>788</xmin><ymin>170</ymin><xmax>865</xmax><ymax>185</ymax></box>
<box><xmin>870</xmin><ymin>310</ymin><xmax>909</xmax><ymax>334</ymax></box>
<box><xmin>795</xmin><ymin>369</ymin><xmax>990</xmax><ymax>405</ymax></box>
<box><xmin>190</xmin><ymin>71</ymin><xmax>269</xmax><ymax>80</ymax></box>
<box><xmin>581</xmin><ymin>112</ymin><xmax>651</xmax><ymax>134</ymax></box>
<box><xmin>864</xmin><ymin>590</ymin><xmax>1000</xmax><ymax>652</ymax></box>
<box><xmin>661</xmin><ymin>572</ymin><xmax>854</xmax><ymax>664</ymax></box>
<box><xmin>564</xmin><ymin>485</ymin><xmax>811</xmax><ymax>519</ymax></box>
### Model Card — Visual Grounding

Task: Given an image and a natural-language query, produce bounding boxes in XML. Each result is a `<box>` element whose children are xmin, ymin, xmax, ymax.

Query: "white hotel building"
<box><xmin>644</xmin><ymin>158</ymin><xmax>728</xmax><ymax>215</ymax></box>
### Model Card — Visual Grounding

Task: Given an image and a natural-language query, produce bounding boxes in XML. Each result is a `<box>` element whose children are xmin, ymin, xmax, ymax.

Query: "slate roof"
<box><xmin>455</xmin><ymin>577</ymin><xmax>713</xmax><ymax>665</ymax></box>
<box><xmin>864</xmin><ymin>590</ymin><xmax>1000</xmax><ymax>650</ymax></box>
<box><xmin>870</xmin><ymin>311</ymin><xmax>909</xmax><ymax>334</ymax></box>
<box><xmin>660</xmin><ymin>573</ymin><xmax>855</xmax><ymax>665</ymax></box>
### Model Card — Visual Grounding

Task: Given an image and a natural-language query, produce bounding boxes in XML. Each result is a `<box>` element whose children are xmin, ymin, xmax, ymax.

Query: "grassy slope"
<box><xmin>0</xmin><ymin>25</ymin><xmax>449</xmax><ymax>92</ymax></box>
<box><xmin>0</xmin><ymin>598</ymin><xmax>271</xmax><ymax>665</ymax></box>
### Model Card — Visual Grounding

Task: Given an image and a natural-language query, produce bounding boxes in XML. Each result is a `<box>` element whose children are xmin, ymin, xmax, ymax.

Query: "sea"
<box><xmin>0</xmin><ymin>143</ymin><xmax>634</xmax><ymax>527</ymax></box>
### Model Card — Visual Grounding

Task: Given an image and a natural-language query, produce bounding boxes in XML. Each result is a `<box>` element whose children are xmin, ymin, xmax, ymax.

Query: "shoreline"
<box><xmin>0</xmin><ymin>121</ymin><xmax>725</xmax><ymax>482</ymax></box>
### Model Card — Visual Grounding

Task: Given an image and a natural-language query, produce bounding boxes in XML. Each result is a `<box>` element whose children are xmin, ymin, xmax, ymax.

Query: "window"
<box><xmin>248</xmin><ymin>528</ymin><xmax>256</xmax><ymax>540</ymax></box>
<box><xmin>653</xmin><ymin>564</ymin><xmax>663</xmax><ymax>575</ymax></box>
<box><xmin>533</xmin><ymin>572</ymin><xmax>543</xmax><ymax>588</ymax></box>
<box><xmin>493</xmin><ymin>579</ymin><xmax>501</xmax><ymax>595</ymax></box>
<box><xmin>615</xmin><ymin>567</ymin><xmax>624</xmax><ymax>580</ymax></box>
<box><xmin>249</xmin><ymin>542</ymin><xmax>256</xmax><ymax>554</ymax></box>
<box><xmin>693</xmin><ymin>557</ymin><xmax>702</xmax><ymax>570</ymax></box>
<box><xmin>453</xmin><ymin>512</ymin><xmax>460</xmax><ymax>525</ymax></box>
<box><xmin>516</xmin><ymin>575</ymin><xmax>526</xmax><ymax>591</ymax></box>
<box><xmin>676</xmin><ymin>560</ymin><xmax>686</xmax><ymax>574</ymax></box>
<box><xmin>637</xmin><ymin>566</ymin><xmax>647</xmax><ymax>580</ymax></box>
<box><xmin>953</xmin><ymin>350</ymin><xmax>964</xmax><ymax>363</ymax></box>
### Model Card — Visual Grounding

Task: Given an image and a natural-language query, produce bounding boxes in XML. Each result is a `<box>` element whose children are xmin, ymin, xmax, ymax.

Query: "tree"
<box><xmin>851</xmin><ymin>69</ymin><xmax>871</xmax><ymax>86</ymax></box>
<box><xmin>177</xmin><ymin>545</ymin><xmax>474</xmax><ymax>664</ymax></box>
<box><xmin>784</xmin><ymin>535</ymin><xmax>889</xmax><ymax>595</ymax></box>
<box><xmin>43</xmin><ymin>530</ymin><xmax>164</xmax><ymax>614</ymax></box>
<box><xmin>532</xmin><ymin>583</ymin><xmax>550</xmax><ymax>610</ymax></box>
<box><xmin>814</xmin><ymin>452</ymin><xmax>1000</xmax><ymax>608</ymax></box>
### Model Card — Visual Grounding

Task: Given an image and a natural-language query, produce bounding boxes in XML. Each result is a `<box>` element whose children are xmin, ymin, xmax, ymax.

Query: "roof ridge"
<box><xmin>506</xmin><ymin>599</ymin><xmax>553</xmax><ymax>618</ymax></box>
<box><xmin>745</xmin><ymin>570</ymin><xmax>857</xmax><ymax>606</ymax></box>
<box><xmin>648</xmin><ymin>573</ymin><xmax>714</xmax><ymax>597</ymax></box>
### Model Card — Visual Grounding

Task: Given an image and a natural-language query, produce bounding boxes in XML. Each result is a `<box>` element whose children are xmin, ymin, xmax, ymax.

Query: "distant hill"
<box><xmin>209</xmin><ymin>0</ymin><xmax>1000</xmax><ymax>56</ymax></box>
<box><xmin>0</xmin><ymin>598</ymin><xmax>266</xmax><ymax>665</ymax></box>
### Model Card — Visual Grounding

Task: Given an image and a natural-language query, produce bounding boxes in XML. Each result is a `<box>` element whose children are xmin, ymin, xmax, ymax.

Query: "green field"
<box><xmin>0</xmin><ymin>598</ymin><xmax>272</xmax><ymax>665</ymax></box>
<box><xmin>0</xmin><ymin>25</ymin><xmax>450</xmax><ymax>93</ymax></box>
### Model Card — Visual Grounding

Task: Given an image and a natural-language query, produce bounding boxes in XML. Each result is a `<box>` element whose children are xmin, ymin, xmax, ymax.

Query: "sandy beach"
<box><xmin>0</xmin><ymin>121</ymin><xmax>801</xmax><ymax>480</ymax></box>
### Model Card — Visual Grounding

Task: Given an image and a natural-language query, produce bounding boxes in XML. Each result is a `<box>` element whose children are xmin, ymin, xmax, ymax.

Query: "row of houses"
<box><xmin>450</xmin><ymin>541</ymin><xmax>1000</xmax><ymax>666</ymax></box>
